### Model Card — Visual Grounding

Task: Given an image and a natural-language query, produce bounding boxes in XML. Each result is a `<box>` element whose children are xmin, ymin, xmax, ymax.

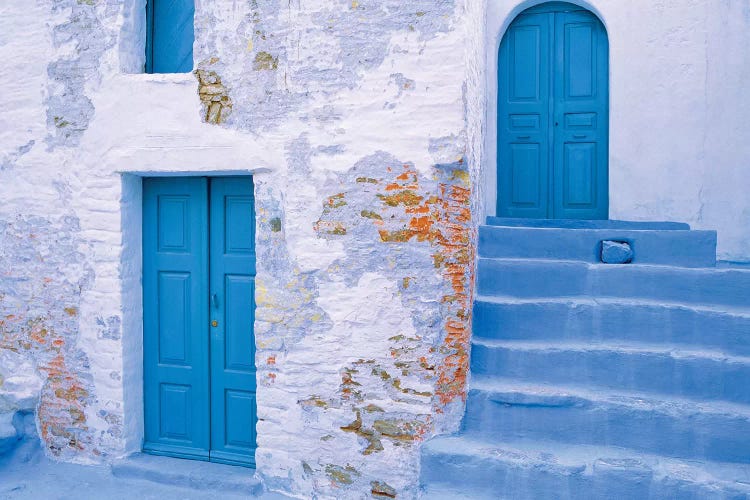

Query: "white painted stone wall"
<box><xmin>486</xmin><ymin>0</ymin><xmax>750</xmax><ymax>262</ymax></box>
<box><xmin>1</xmin><ymin>0</ymin><xmax>483</xmax><ymax>498</ymax></box>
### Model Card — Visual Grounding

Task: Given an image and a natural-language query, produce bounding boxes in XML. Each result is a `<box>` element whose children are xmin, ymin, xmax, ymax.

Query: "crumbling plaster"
<box><xmin>1</xmin><ymin>0</ymin><xmax>486</xmax><ymax>498</ymax></box>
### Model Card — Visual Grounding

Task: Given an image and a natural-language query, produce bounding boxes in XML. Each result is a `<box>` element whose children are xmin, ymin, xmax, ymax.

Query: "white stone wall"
<box><xmin>486</xmin><ymin>0</ymin><xmax>750</xmax><ymax>262</ymax></box>
<box><xmin>1</xmin><ymin>0</ymin><xmax>482</xmax><ymax>498</ymax></box>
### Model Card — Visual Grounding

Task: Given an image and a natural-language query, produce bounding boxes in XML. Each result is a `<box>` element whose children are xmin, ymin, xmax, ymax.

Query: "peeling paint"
<box><xmin>255</xmin><ymin>143</ymin><xmax>475</xmax><ymax>496</ymax></box>
<box><xmin>0</xmin><ymin>216</ymin><xmax>98</xmax><ymax>459</ymax></box>
<box><xmin>46</xmin><ymin>0</ymin><xmax>116</xmax><ymax>148</ymax></box>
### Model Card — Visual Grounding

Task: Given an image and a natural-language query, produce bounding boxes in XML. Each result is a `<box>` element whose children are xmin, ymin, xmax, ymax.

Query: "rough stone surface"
<box><xmin>601</xmin><ymin>241</ymin><xmax>634</xmax><ymax>264</ymax></box>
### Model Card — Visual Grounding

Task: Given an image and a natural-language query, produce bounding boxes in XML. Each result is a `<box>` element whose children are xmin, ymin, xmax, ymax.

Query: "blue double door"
<box><xmin>498</xmin><ymin>3</ymin><xmax>609</xmax><ymax>219</ymax></box>
<box><xmin>143</xmin><ymin>177</ymin><xmax>257</xmax><ymax>467</ymax></box>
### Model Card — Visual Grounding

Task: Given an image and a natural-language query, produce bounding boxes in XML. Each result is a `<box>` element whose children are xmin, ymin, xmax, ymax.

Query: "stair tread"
<box><xmin>478</xmin><ymin>225</ymin><xmax>717</xmax><ymax>268</ymax></box>
<box><xmin>479</xmin><ymin>256</ymin><xmax>750</xmax><ymax>273</ymax></box>
<box><xmin>420</xmin><ymin>486</ymin><xmax>478</xmax><ymax>500</ymax></box>
<box><xmin>469</xmin><ymin>377</ymin><xmax>750</xmax><ymax>418</ymax></box>
<box><xmin>472</xmin><ymin>338</ymin><xmax>750</xmax><ymax>364</ymax></box>
<box><xmin>485</xmin><ymin>217</ymin><xmax>691</xmax><ymax>230</ymax></box>
<box><xmin>477</xmin><ymin>257</ymin><xmax>750</xmax><ymax>308</ymax></box>
<box><xmin>481</xmin><ymin>225</ymin><xmax>710</xmax><ymax>234</ymax></box>
<box><xmin>474</xmin><ymin>294</ymin><xmax>750</xmax><ymax>316</ymax></box>
<box><xmin>423</xmin><ymin>434</ymin><xmax>750</xmax><ymax>489</ymax></box>
<box><xmin>111</xmin><ymin>453</ymin><xmax>262</xmax><ymax>493</ymax></box>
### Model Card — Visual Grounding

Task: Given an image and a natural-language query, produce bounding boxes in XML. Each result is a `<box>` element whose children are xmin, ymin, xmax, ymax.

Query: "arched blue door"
<box><xmin>497</xmin><ymin>2</ymin><xmax>609</xmax><ymax>219</ymax></box>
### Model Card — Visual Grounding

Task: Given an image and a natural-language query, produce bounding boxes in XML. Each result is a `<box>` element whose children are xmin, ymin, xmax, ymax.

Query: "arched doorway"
<box><xmin>497</xmin><ymin>2</ymin><xmax>609</xmax><ymax>220</ymax></box>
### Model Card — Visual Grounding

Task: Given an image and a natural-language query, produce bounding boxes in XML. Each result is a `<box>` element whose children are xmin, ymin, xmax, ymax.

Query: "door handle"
<box><xmin>212</xmin><ymin>293</ymin><xmax>219</xmax><ymax>308</ymax></box>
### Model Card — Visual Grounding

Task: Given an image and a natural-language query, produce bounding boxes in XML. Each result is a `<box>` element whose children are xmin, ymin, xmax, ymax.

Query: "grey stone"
<box><xmin>601</xmin><ymin>240</ymin><xmax>633</xmax><ymax>264</ymax></box>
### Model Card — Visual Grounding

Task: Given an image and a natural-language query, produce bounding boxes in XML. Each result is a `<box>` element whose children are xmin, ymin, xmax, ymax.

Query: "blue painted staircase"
<box><xmin>420</xmin><ymin>218</ymin><xmax>750</xmax><ymax>499</ymax></box>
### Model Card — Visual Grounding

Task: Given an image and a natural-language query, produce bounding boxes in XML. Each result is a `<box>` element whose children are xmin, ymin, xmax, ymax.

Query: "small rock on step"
<box><xmin>601</xmin><ymin>240</ymin><xmax>633</xmax><ymax>264</ymax></box>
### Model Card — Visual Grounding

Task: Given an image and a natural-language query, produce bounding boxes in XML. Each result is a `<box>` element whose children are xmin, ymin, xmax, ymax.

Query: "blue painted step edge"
<box><xmin>472</xmin><ymin>297</ymin><xmax>750</xmax><ymax>356</ymax></box>
<box><xmin>476</xmin><ymin>258</ymin><xmax>750</xmax><ymax>308</ymax></box>
<box><xmin>486</xmin><ymin>217</ymin><xmax>690</xmax><ymax>230</ymax></box>
<box><xmin>470</xmin><ymin>338</ymin><xmax>750</xmax><ymax>404</ymax></box>
<box><xmin>460</xmin><ymin>379</ymin><xmax>750</xmax><ymax>464</ymax></box>
<box><xmin>420</xmin><ymin>435</ymin><xmax>750</xmax><ymax>500</ymax></box>
<box><xmin>478</xmin><ymin>225</ymin><xmax>717</xmax><ymax>268</ymax></box>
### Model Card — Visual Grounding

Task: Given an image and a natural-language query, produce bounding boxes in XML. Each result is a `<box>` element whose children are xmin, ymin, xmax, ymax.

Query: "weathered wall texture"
<box><xmin>193</xmin><ymin>2</ymin><xmax>486</xmax><ymax>496</ymax></box>
<box><xmin>2</xmin><ymin>0</ymin><xmax>749</xmax><ymax>497</ymax></box>
<box><xmin>0</xmin><ymin>0</ymin><xmax>484</xmax><ymax>497</ymax></box>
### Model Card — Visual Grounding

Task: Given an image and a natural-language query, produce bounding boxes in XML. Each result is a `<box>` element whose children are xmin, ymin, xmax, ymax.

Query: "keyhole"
<box><xmin>211</xmin><ymin>320</ymin><xmax>218</xmax><ymax>327</ymax></box>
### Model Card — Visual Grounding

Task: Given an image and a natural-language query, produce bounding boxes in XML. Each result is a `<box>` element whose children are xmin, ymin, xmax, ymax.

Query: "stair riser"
<box><xmin>421</xmin><ymin>452</ymin><xmax>589</xmax><ymax>500</ymax></box>
<box><xmin>463</xmin><ymin>390</ymin><xmax>750</xmax><ymax>463</ymax></box>
<box><xmin>477</xmin><ymin>259</ymin><xmax>750</xmax><ymax>308</ymax></box>
<box><xmin>473</xmin><ymin>300</ymin><xmax>750</xmax><ymax>356</ymax></box>
<box><xmin>478</xmin><ymin>226</ymin><xmax>717</xmax><ymax>268</ymax></box>
<box><xmin>421</xmin><ymin>450</ymin><xmax>740</xmax><ymax>500</ymax></box>
<box><xmin>471</xmin><ymin>343</ymin><xmax>750</xmax><ymax>404</ymax></box>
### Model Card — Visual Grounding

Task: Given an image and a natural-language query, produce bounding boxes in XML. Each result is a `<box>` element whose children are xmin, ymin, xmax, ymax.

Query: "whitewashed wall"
<box><xmin>0</xmin><ymin>1</ymin><xmax>484</xmax><ymax>498</ymax></box>
<box><xmin>486</xmin><ymin>0</ymin><xmax>750</xmax><ymax>262</ymax></box>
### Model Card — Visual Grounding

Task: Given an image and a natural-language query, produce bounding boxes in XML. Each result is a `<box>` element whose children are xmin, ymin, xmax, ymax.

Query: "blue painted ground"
<box><xmin>420</xmin><ymin>219</ymin><xmax>750</xmax><ymax>499</ymax></box>
<box><xmin>0</xmin><ymin>437</ymin><xmax>291</xmax><ymax>500</ymax></box>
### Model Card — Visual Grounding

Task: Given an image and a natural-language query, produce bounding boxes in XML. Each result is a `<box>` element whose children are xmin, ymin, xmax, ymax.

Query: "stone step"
<box><xmin>462</xmin><ymin>378</ymin><xmax>750</xmax><ymax>464</ymax></box>
<box><xmin>478</xmin><ymin>225</ymin><xmax>717</xmax><ymax>268</ymax></box>
<box><xmin>473</xmin><ymin>296</ymin><xmax>750</xmax><ymax>356</ymax></box>
<box><xmin>419</xmin><ymin>486</ymin><xmax>478</xmax><ymax>500</ymax></box>
<box><xmin>486</xmin><ymin>217</ymin><xmax>691</xmax><ymax>230</ymax></box>
<box><xmin>111</xmin><ymin>453</ymin><xmax>264</xmax><ymax>497</ymax></box>
<box><xmin>477</xmin><ymin>258</ymin><xmax>750</xmax><ymax>308</ymax></box>
<box><xmin>471</xmin><ymin>338</ymin><xmax>750</xmax><ymax>403</ymax></box>
<box><xmin>420</xmin><ymin>434</ymin><xmax>750</xmax><ymax>500</ymax></box>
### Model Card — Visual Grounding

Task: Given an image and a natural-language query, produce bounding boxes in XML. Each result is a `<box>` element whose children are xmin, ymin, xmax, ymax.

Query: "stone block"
<box><xmin>601</xmin><ymin>240</ymin><xmax>633</xmax><ymax>264</ymax></box>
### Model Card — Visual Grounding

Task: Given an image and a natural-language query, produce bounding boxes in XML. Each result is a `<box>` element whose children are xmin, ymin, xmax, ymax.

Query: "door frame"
<box><xmin>484</xmin><ymin>0</ymin><xmax>611</xmax><ymax>219</ymax></box>
<box><xmin>119</xmin><ymin>173</ymin><xmax>257</xmax><ymax>462</ymax></box>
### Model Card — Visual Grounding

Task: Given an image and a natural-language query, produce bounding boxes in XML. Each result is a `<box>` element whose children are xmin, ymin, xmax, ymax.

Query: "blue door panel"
<box><xmin>564</xmin><ymin>24</ymin><xmax>595</xmax><ymax>98</ymax></box>
<box><xmin>209</xmin><ymin>177</ymin><xmax>257</xmax><ymax>467</ymax></box>
<box><xmin>147</xmin><ymin>0</ymin><xmax>195</xmax><ymax>73</ymax></box>
<box><xmin>144</xmin><ymin>177</ymin><xmax>256</xmax><ymax>467</ymax></box>
<box><xmin>157</xmin><ymin>272</ymin><xmax>190</xmax><ymax>364</ymax></box>
<box><xmin>511</xmin><ymin>143</ymin><xmax>542</xmax><ymax>206</ymax></box>
<box><xmin>498</xmin><ymin>3</ymin><xmax>608</xmax><ymax>220</ymax></box>
<box><xmin>498</xmin><ymin>12</ymin><xmax>551</xmax><ymax>218</ymax></box>
<box><xmin>224</xmin><ymin>277</ymin><xmax>257</xmax><ymax>372</ymax></box>
<box><xmin>225</xmin><ymin>390</ymin><xmax>257</xmax><ymax>449</ymax></box>
<box><xmin>159</xmin><ymin>383</ymin><xmax>192</xmax><ymax>441</ymax></box>
<box><xmin>553</xmin><ymin>10</ymin><xmax>609</xmax><ymax>219</ymax></box>
<box><xmin>563</xmin><ymin>142</ymin><xmax>596</xmax><ymax>206</ymax></box>
<box><xmin>143</xmin><ymin>177</ymin><xmax>209</xmax><ymax>459</ymax></box>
